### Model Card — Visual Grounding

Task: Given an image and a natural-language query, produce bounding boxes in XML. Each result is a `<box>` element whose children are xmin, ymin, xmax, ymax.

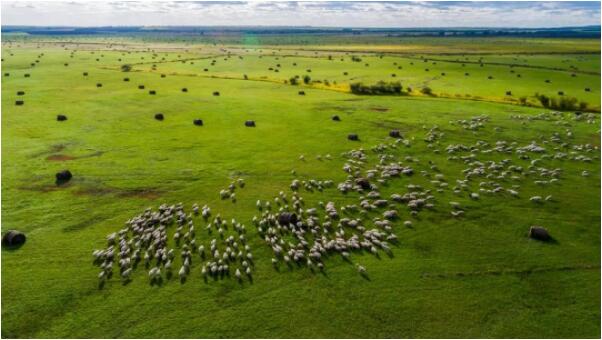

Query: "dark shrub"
<box><xmin>421</xmin><ymin>87</ymin><xmax>433</xmax><ymax>95</ymax></box>
<box><xmin>96</xmin><ymin>83</ymin><xmax>102</xmax><ymax>87</ymax></box>
<box><xmin>24</xmin><ymin>74</ymin><xmax>30</xmax><ymax>77</ymax></box>
<box><xmin>298</xmin><ymin>91</ymin><xmax>305</xmax><ymax>95</ymax></box>
<box><xmin>506</xmin><ymin>91</ymin><xmax>512</xmax><ymax>96</ymax></box>
<box><xmin>123</xmin><ymin>77</ymin><xmax>130</xmax><ymax>82</ymax></box>
<box><xmin>15</xmin><ymin>100</ymin><xmax>24</xmax><ymax>106</ymax></box>
<box><xmin>149</xmin><ymin>90</ymin><xmax>156</xmax><ymax>95</ymax></box>
<box><xmin>350</xmin><ymin>81</ymin><xmax>402</xmax><ymax>95</ymax></box>
<box><xmin>213</xmin><ymin>91</ymin><xmax>220</xmax><ymax>96</ymax></box>
<box><xmin>332</xmin><ymin>115</ymin><xmax>341</xmax><ymax>121</ymax></box>
<box><xmin>289</xmin><ymin>77</ymin><xmax>299</xmax><ymax>85</ymax></box>
<box><xmin>83</xmin><ymin>72</ymin><xmax>88</xmax><ymax>76</ymax></box>
<box><xmin>138</xmin><ymin>85</ymin><xmax>145</xmax><ymax>89</ymax></box>
<box><xmin>193</xmin><ymin>119</ymin><xmax>203</xmax><ymax>126</ymax></box>
<box><xmin>17</xmin><ymin>91</ymin><xmax>25</xmax><ymax>96</ymax></box>
<box><xmin>182</xmin><ymin>88</ymin><xmax>188</xmax><ymax>92</ymax></box>
<box><xmin>154</xmin><ymin>113</ymin><xmax>164</xmax><ymax>121</ymax></box>
<box><xmin>161</xmin><ymin>74</ymin><xmax>166</xmax><ymax>78</ymax></box>
<box><xmin>57</xmin><ymin>114</ymin><xmax>68</xmax><ymax>121</ymax></box>
<box><xmin>303</xmin><ymin>75</ymin><xmax>311</xmax><ymax>84</ymax></box>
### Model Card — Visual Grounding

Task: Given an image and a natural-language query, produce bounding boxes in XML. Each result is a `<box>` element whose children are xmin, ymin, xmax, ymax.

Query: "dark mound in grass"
<box><xmin>2</xmin><ymin>230</ymin><xmax>26</xmax><ymax>248</ymax></box>
<box><xmin>389</xmin><ymin>130</ymin><xmax>402</xmax><ymax>138</ymax></box>
<box><xmin>529</xmin><ymin>226</ymin><xmax>550</xmax><ymax>241</ymax></box>
<box><xmin>278</xmin><ymin>212</ymin><xmax>298</xmax><ymax>226</ymax></box>
<box><xmin>55</xmin><ymin>170</ymin><xmax>72</xmax><ymax>185</ymax></box>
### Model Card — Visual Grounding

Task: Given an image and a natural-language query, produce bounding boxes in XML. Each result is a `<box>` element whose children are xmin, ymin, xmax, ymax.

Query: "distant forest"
<box><xmin>2</xmin><ymin>25</ymin><xmax>600</xmax><ymax>38</ymax></box>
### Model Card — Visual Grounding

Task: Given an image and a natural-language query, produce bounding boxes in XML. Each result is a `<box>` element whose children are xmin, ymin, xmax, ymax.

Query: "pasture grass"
<box><xmin>1</xmin><ymin>36</ymin><xmax>600</xmax><ymax>338</ymax></box>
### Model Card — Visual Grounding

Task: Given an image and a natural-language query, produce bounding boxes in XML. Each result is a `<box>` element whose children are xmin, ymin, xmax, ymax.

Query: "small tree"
<box><xmin>421</xmin><ymin>87</ymin><xmax>433</xmax><ymax>95</ymax></box>
<box><xmin>303</xmin><ymin>75</ymin><xmax>311</xmax><ymax>84</ymax></box>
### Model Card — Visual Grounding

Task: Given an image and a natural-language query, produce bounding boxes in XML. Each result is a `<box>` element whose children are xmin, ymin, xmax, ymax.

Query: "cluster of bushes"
<box><xmin>350</xmin><ymin>81</ymin><xmax>403</xmax><ymax>95</ymax></box>
<box><xmin>351</xmin><ymin>56</ymin><xmax>362</xmax><ymax>62</ymax></box>
<box><xmin>534</xmin><ymin>93</ymin><xmax>588</xmax><ymax>111</ymax></box>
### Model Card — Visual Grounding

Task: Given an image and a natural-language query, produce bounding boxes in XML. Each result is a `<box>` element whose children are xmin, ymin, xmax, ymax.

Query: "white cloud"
<box><xmin>1</xmin><ymin>1</ymin><xmax>599</xmax><ymax>28</ymax></box>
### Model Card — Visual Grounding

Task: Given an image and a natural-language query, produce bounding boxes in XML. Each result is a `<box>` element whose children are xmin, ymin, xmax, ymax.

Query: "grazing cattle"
<box><xmin>245</xmin><ymin>120</ymin><xmax>256</xmax><ymax>127</ymax></box>
<box><xmin>138</xmin><ymin>85</ymin><xmax>145</xmax><ymax>89</ymax></box>
<box><xmin>154</xmin><ymin>113</ymin><xmax>164</xmax><ymax>121</ymax></box>
<box><xmin>96</xmin><ymin>83</ymin><xmax>102</xmax><ymax>87</ymax></box>
<box><xmin>298</xmin><ymin>91</ymin><xmax>305</xmax><ymax>95</ymax></box>
<box><xmin>348</xmin><ymin>134</ymin><xmax>359</xmax><ymax>141</ymax></box>
<box><xmin>149</xmin><ymin>90</ymin><xmax>156</xmax><ymax>95</ymax></box>
<box><xmin>193</xmin><ymin>119</ymin><xmax>203</xmax><ymax>126</ymax></box>
<box><xmin>332</xmin><ymin>115</ymin><xmax>341</xmax><ymax>121</ymax></box>
<box><xmin>213</xmin><ymin>91</ymin><xmax>220</xmax><ymax>96</ymax></box>
<box><xmin>57</xmin><ymin>115</ymin><xmax>68</xmax><ymax>121</ymax></box>
<box><xmin>15</xmin><ymin>100</ymin><xmax>24</xmax><ymax>106</ymax></box>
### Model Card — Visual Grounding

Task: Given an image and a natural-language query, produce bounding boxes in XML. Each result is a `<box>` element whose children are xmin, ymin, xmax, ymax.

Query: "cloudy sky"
<box><xmin>1</xmin><ymin>1</ymin><xmax>600</xmax><ymax>28</ymax></box>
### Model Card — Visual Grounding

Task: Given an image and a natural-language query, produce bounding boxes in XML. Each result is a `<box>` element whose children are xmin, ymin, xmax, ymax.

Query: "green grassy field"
<box><xmin>1</xmin><ymin>36</ymin><xmax>600</xmax><ymax>338</ymax></box>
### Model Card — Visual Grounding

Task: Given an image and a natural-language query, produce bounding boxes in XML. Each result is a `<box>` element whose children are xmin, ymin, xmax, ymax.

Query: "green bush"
<box><xmin>303</xmin><ymin>75</ymin><xmax>311</xmax><ymax>84</ymax></box>
<box><xmin>350</xmin><ymin>81</ymin><xmax>402</xmax><ymax>95</ymax></box>
<box><xmin>535</xmin><ymin>93</ymin><xmax>583</xmax><ymax>111</ymax></box>
<box><xmin>421</xmin><ymin>86</ymin><xmax>433</xmax><ymax>95</ymax></box>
